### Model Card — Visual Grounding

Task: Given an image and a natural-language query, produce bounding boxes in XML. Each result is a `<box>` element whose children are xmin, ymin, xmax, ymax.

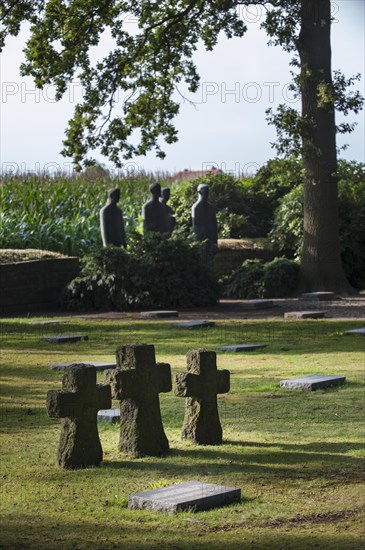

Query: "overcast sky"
<box><xmin>1</xmin><ymin>0</ymin><xmax>364</xmax><ymax>177</ymax></box>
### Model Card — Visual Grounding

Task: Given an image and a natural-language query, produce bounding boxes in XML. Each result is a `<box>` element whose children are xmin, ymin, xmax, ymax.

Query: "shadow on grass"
<box><xmin>223</xmin><ymin>439</ymin><xmax>365</xmax><ymax>453</ymax></box>
<box><xmin>340</xmin><ymin>381</ymin><xmax>365</xmax><ymax>388</ymax></box>
<box><xmin>102</xmin><ymin>443</ymin><xmax>365</xmax><ymax>484</ymax></box>
<box><xmin>1</xmin><ymin>513</ymin><xmax>364</xmax><ymax>549</ymax></box>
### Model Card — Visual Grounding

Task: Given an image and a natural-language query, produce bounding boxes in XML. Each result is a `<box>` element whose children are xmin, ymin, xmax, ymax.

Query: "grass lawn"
<box><xmin>0</xmin><ymin>317</ymin><xmax>364</xmax><ymax>549</ymax></box>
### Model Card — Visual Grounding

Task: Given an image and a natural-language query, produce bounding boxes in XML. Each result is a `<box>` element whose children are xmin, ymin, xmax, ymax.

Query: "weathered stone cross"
<box><xmin>46</xmin><ymin>364</ymin><xmax>111</xmax><ymax>469</ymax></box>
<box><xmin>175</xmin><ymin>349</ymin><xmax>230</xmax><ymax>445</ymax></box>
<box><xmin>104</xmin><ymin>344</ymin><xmax>172</xmax><ymax>457</ymax></box>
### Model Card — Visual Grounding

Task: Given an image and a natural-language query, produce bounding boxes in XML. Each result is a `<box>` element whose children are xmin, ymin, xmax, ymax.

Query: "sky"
<box><xmin>1</xmin><ymin>0</ymin><xmax>364</xmax><ymax>177</ymax></box>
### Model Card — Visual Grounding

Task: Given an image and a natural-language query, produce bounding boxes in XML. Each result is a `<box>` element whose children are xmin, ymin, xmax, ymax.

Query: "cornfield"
<box><xmin>0</xmin><ymin>172</ymin><xmax>171</xmax><ymax>256</ymax></box>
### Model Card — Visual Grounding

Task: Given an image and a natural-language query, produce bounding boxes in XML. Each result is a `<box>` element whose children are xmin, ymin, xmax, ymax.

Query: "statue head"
<box><xmin>161</xmin><ymin>187</ymin><xmax>170</xmax><ymax>203</ymax></box>
<box><xmin>149</xmin><ymin>183</ymin><xmax>161</xmax><ymax>199</ymax></box>
<box><xmin>198</xmin><ymin>183</ymin><xmax>209</xmax><ymax>200</ymax></box>
<box><xmin>108</xmin><ymin>188</ymin><xmax>120</xmax><ymax>203</ymax></box>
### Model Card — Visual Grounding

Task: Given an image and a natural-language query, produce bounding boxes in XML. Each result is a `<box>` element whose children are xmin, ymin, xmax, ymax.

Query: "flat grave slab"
<box><xmin>346</xmin><ymin>328</ymin><xmax>365</xmax><ymax>336</ymax></box>
<box><xmin>29</xmin><ymin>320</ymin><xmax>64</xmax><ymax>326</ymax></box>
<box><xmin>50</xmin><ymin>361</ymin><xmax>116</xmax><ymax>371</ymax></box>
<box><xmin>97</xmin><ymin>408</ymin><xmax>120</xmax><ymax>423</ymax></box>
<box><xmin>217</xmin><ymin>344</ymin><xmax>267</xmax><ymax>352</ymax></box>
<box><xmin>171</xmin><ymin>320</ymin><xmax>215</xmax><ymax>329</ymax></box>
<box><xmin>140</xmin><ymin>310</ymin><xmax>179</xmax><ymax>319</ymax></box>
<box><xmin>128</xmin><ymin>481</ymin><xmax>241</xmax><ymax>513</ymax></box>
<box><xmin>284</xmin><ymin>311</ymin><xmax>326</xmax><ymax>319</ymax></box>
<box><xmin>280</xmin><ymin>374</ymin><xmax>346</xmax><ymax>391</ymax></box>
<box><xmin>239</xmin><ymin>300</ymin><xmax>274</xmax><ymax>310</ymax></box>
<box><xmin>302</xmin><ymin>292</ymin><xmax>336</xmax><ymax>301</ymax></box>
<box><xmin>42</xmin><ymin>334</ymin><xmax>89</xmax><ymax>343</ymax></box>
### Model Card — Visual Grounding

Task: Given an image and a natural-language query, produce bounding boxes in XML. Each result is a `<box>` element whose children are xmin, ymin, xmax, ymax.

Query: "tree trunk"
<box><xmin>298</xmin><ymin>0</ymin><xmax>352</xmax><ymax>293</ymax></box>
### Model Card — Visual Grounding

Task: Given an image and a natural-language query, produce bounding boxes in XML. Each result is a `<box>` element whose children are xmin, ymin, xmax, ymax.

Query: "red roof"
<box><xmin>173</xmin><ymin>168</ymin><xmax>223</xmax><ymax>182</ymax></box>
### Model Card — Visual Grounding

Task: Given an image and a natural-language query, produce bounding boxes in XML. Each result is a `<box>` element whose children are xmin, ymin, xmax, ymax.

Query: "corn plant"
<box><xmin>0</xmin><ymin>173</ymin><xmax>171</xmax><ymax>256</ymax></box>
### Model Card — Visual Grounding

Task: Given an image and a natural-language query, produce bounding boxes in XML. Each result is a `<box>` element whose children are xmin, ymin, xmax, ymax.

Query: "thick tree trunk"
<box><xmin>298</xmin><ymin>0</ymin><xmax>352</xmax><ymax>293</ymax></box>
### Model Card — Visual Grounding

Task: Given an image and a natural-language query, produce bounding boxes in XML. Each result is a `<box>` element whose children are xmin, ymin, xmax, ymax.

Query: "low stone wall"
<box><xmin>213</xmin><ymin>243</ymin><xmax>276</xmax><ymax>277</ymax></box>
<box><xmin>0</xmin><ymin>257</ymin><xmax>80</xmax><ymax>314</ymax></box>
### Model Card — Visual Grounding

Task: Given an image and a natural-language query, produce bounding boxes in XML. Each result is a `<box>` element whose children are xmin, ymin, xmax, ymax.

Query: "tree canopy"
<box><xmin>1</xmin><ymin>1</ymin><xmax>362</xmax><ymax>167</ymax></box>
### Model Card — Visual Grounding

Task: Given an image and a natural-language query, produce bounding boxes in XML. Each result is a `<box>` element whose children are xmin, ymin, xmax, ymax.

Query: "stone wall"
<box><xmin>213</xmin><ymin>243</ymin><xmax>276</xmax><ymax>277</ymax></box>
<box><xmin>0</xmin><ymin>257</ymin><xmax>79</xmax><ymax>314</ymax></box>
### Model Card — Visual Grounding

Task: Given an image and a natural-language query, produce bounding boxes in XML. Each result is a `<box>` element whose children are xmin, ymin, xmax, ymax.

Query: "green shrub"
<box><xmin>170</xmin><ymin>173</ymin><xmax>258</xmax><ymax>238</ymax></box>
<box><xmin>250</xmin><ymin>158</ymin><xmax>303</xmax><ymax>201</ymax></box>
<box><xmin>270</xmin><ymin>160</ymin><xmax>365</xmax><ymax>288</ymax></box>
<box><xmin>169</xmin><ymin>161</ymin><xmax>303</xmax><ymax>239</ymax></box>
<box><xmin>64</xmin><ymin>246</ymin><xmax>134</xmax><ymax>310</ymax></box>
<box><xmin>222</xmin><ymin>259</ymin><xmax>265</xmax><ymax>299</ymax></box>
<box><xmin>63</xmin><ymin>234</ymin><xmax>220</xmax><ymax>310</ymax></box>
<box><xmin>337</xmin><ymin>161</ymin><xmax>365</xmax><ymax>289</ymax></box>
<box><xmin>240</xmin><ymin>157</ymin><xmax>304</xmax><ymax>236</ymax></box>
<box><xmin>269</xmin><ymin>186</ymin><xmax>303</xmax><ymax>256</ymax></box>
<box><xmin>261</xmin><ymin>257</ymin><xmax>300</xmax><ymax>297</ymax></box>
<box><xmin>223</xmin><ymin>258</ymin><xmax>299</xmax><ymax>299</ymax></box>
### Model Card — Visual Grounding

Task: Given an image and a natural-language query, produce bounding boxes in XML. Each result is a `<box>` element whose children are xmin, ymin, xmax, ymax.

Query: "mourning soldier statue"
<box><xmin>160</xmin><ymin>187</ymin><xmax>176</xmax><ymax>233</ymax></box>
<box><xmin>100</xmin><ymin>188</ymin><xmax>126</xmax><ymax>247</ymax></box>
<box><xmin>192</xmin><ymin>184</ymin><xmax>218</xmax><ymax>255</ymax></box>
<box><xmin>142</xmin><ymin>183</ymin><xmax>170</xmax><ymax>234</ymax></box>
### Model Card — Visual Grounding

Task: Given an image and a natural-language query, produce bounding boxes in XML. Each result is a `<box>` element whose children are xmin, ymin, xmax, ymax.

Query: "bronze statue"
<box><xmin>142</xmin><ymin>183</ymin><xmax>170</xmax><ymax>234</ymax></box>
<box><xmin>192</xmin><ymin>184</ymin><xmax>218</xmax><ymax>255</ymax></box>
<box><xmin>100</xmin><ymin>188</ymin><xmax>126</xmax><ymax>247</ymax></box>
<box><xmin>160</xmin><ymin>187</ymin><xmax>176</xmax><ymax>233</ymax></box>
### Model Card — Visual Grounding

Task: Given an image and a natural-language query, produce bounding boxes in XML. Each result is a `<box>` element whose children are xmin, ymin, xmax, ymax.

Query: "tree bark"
<box><xmin>298</xmin><ymin>0</ymin><xmax>352</xmax><ymax>293</ymax></box>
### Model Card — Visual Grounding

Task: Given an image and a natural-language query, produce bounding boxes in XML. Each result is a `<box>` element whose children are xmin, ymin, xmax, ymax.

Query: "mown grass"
<box><xmin>0</xmin><ymin>318</ymin><xmax>364</xmax><ymax>549</ymax></box>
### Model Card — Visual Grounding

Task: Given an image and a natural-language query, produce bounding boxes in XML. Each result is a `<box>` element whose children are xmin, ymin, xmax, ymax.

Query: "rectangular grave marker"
<box><xmin>29</xmin><ymin>320</ymin><xmax>64</xmax><ymax>326</ymax></box>
<box><xmin>128</xmin><ymin>481</ymin><xmax>241</xmax><ymax>513</ymax></box>
<box><xmin>280</xmin><ymin>374</ymin><xmax>346</xmax><ymax>391</ymax></box>
<box><xmin>140</xmin><ymin>310</ymin><xmax>179</xmax><ymax>318</ymax></box>
<box><xmin>302</xmin><ymin>292</ymin><xmax>336</xmax><ymax>301</ymax></box>
<box><xmin>171</xmin><ymin>320</ymin><xmax>215</xmax><ymax>329</ymax></box>
<box><xmin>284</xmin><ymin>311</ymin><xmax>326</xmax><ymax>319</ymax></box>
<box><xmin>346</xmin><ymin>328</ymin><xmax>365</xmax><ymax>336</ymax></box>
<box><xmin>98</xmin><ymin>408</ymin><xmax>120</xmax><ymax>423</ymax></box>
<box><xmin>217</xmin><ymin>344</ymin><xmax>267</xmax><ymax>352</ymax></box>
<box><xmin>43</xmin><ymin>335</ymin><xmax>89</xmax><ymax>343</ymax></box>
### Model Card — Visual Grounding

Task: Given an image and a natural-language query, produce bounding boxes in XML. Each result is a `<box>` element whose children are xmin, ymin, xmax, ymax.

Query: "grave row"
<box><xmin>49</xmin><ymin>342</ymin><xmax>267</xmax><ymax>371</ymax></box>
<box><xmin>47</xmin><ymin>343</ymin><xmax>243</xmax><ymax>512</ymax></box>
<box><xmin>47</xmin><ymin>346</ymin><xmax>230</xmax><ymax>468</ymax></box>
<box><xmin>44</xmin><ymin>320</ymin><xmax>365</xmax><ymax>350</ymax></box>
<box><xmin>47</xmin><ymin>344</ymin><xmax>346</xmax><ymax>470</ymax></box>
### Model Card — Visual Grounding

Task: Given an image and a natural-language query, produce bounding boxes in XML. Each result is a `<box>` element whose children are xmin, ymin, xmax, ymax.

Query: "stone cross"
<box><xmin>46</xmin><ymin>364</ymin><xmax>111</xmax><ymax>469</ymax></box>
<box><xmin>104</xmin><ymin>344</ymin><xmax>172</xmax><ymax>457</ymax></box>
<box><xmin>175</xmin><ymin>349</ymin><xmax>230</xmax><ymax>445</ymax></box>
